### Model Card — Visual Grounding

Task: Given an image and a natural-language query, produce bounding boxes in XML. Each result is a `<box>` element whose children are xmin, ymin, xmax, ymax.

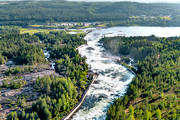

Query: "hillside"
<box><xmin>100</xmin><ymin>36</ymin><xmax>180</xmax><ymax>120</ymax></box>
<box><xmin>1</xmin><ymin>1</ymin><xmax>180</xmax><ymax>26</ymax></box>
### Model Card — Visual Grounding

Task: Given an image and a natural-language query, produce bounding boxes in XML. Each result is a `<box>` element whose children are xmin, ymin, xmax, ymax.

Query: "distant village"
<box><xmin>46</xmin><ymin>22</ymin><xmax>105</xmax><ymax>28</ymax></box>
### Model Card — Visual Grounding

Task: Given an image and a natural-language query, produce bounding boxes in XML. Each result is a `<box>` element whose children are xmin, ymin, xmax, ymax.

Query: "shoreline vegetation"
<box><xmin>115</xmin><ymin>59</ymin><xmax>137</xmax><ymax>75</ymax></box>
<box><xmin>62</xmin><ymin>73</ymin><xmax>98</xmax><ymax>120</ymax></box>
<box><xmin>0</xmin><ymin>26</ymin><xmax>98</xmax><ymax>120</ymax></box>
<box><xmin>100</xmin><ymin>36</ymin><xmax>180</xmax><ymax>120</ymax></box>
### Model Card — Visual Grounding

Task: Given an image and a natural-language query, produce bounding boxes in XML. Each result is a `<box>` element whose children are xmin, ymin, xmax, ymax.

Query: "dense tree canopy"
<box><xmin>1</xmin><ymin>1</ymin><xmax>180</xmax><ymax>26</ymax></box>
<box><xmin>0</xmin><ymin>27</ymin><xmax>45</xmax><ymax>65</ymax></box>
<box><xmin>4</xmin><ymin>27</ymin><xmax>92</xmax><ymax>120</ymax></box>
<box><xmin>0</xmin><ymin>54</ymin><xmax>7</xmax><ymax>65</ymax></box>
<box><xmin>101</xmin><ymin>36</ymin><xmax>180</xmax><ymax>120</ymax></box>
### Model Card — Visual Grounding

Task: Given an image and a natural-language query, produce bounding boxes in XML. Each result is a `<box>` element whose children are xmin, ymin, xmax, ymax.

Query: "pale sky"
<box><xmin>67</xmin><ymin>0</ymin><xmax>180</xmax><ymax>3</ymax></box>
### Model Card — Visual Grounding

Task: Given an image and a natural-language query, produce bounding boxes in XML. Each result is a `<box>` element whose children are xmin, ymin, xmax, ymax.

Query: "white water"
<box><xmin>72</xmin><ymin>26</ymin><xmax>180</xmax><ymax>120</ymax></box>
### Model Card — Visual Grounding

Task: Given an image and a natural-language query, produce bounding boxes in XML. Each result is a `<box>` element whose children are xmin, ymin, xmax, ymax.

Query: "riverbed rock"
<box><xmin>86</xmin><ymin>47</ymin><xmax>95</xmax><ymax>51</ymax></box>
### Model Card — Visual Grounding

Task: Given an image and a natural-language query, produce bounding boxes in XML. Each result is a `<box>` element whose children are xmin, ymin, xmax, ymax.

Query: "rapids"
<box><xmin>72</xmin><ymin>26</ymin><xmax>180</xmax><ymax>120</ymax></box>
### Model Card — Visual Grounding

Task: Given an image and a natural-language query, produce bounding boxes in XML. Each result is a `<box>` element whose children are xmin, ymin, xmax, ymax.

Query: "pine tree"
<box><xmin>156</xmin><ymin>109</ymin><xmax>162</xmax><ymax>120</ymax></box>
<box><xmin>128</xmin><ymin>105</ymin><xmax>135</xmax><ymax>120</ymax></box>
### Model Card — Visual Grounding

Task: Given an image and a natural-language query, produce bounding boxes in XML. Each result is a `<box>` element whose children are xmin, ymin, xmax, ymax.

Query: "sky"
<box><xmin>66</xmin><ymin>0</ymin><xmax>180</xmax><ymax>3</ymax></box>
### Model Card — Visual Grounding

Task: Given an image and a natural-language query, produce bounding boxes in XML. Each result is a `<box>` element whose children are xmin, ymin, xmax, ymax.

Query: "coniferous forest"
<box><xmin>100</xmin><ymin>36</ymin><xmax>180</xmax><ymax>120</ymax></box>
<box><xmin>0</xmin><ymin>27</ymin><xmax>93</xmax><ymax>120</ymax></box>
<box><xmin>0</xmin><ymin>0</ymin><xmax>180</xmax><ymax>120</ymax></box>
<box><xmin>1</xmin><ymin>1</ymin><xmax>180</xmax><ymax>26</ymax></box>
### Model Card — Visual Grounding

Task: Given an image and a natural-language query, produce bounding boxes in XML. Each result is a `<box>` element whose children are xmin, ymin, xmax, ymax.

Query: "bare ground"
<box><xmin>0</xmin><ymin>65</ymin><xmax>59</xmax><ymax>120</ymax></box>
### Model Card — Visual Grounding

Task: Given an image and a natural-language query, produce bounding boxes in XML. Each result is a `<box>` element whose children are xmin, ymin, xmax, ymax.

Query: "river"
<box><xmin>71</xmin><ymin>26</ymin><xmax>180</xmax><ymax>120</ymax></box>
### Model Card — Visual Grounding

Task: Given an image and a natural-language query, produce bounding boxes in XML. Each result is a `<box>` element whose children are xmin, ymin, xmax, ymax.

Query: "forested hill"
<box><xmin>100</xmin><ymin>36</ymin><xmax>180</xmax><ymax>120</ymax></box>
<box><xmin>1</xmin><ymin>1</ymin><xmax>180</xmax><ymax>26</ymax></box>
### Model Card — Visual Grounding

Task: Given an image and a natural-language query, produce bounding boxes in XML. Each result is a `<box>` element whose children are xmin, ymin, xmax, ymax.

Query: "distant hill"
<box><xmin>1</xmin><ymin>1</ymin><xmax>180</xmax><ymax>26</ymax></box>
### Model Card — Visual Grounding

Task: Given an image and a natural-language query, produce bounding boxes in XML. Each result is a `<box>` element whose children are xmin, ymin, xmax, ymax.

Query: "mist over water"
<box><xmin>72</xmin><ymin>26</ymin><xmax>180</xmax><ymax>120</ymax></box>
<box><xmin>72</xmin><ymin>28</ymin><xmax>134</xmax><ymax>120</ymax></box>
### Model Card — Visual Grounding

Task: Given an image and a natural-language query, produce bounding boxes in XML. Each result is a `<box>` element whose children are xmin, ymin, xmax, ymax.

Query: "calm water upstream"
<box><xmin>72</xmin><ymin>26</ymin><xmax>180</xmax><ymax>120</ymax></box>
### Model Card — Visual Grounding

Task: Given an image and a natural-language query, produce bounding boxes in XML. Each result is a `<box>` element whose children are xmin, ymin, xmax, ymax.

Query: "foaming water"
<box><xmin>72</xmin><ymin>26</ymin><xmax>180</xmax><ymax>120</ymax></box>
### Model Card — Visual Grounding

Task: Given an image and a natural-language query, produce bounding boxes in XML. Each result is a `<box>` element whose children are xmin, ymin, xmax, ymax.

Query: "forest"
<box><xmin>0</xmin><ymin>28</ymin><xmax>45</xmax><ymax>65</ymax></box>
<box><xmin>1</xmin><ymin>1</ymin><xmax>180</xmax><ymax>26</ymax></box>
<box><xmin>0</xmin><ymin>26</ymin><xmax>93</xmax><ymax>120</ymax></box>
<box><xmin>100</xmin><ymin>36</ymin><xmax>180</xmax><ymax>120</ymax></box>
<box><xmin>1</xmin><ymin>1</ymin><xmax>180</xmax><ymax>118</ymax></box>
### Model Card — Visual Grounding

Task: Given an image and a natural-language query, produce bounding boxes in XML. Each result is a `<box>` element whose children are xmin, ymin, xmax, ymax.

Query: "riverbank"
<box><xmin>71</xmin><ymin>27</ymin><xmax>135</xmax><ymax>120</ymax></box>
<box><xmin>0</xmin><ymin>27</ymin><xmax>92</xmax><ymax>120</ymax></box>
<box><xmin>62</xmin><ymin>73</ymin><xmax>98</xmax><ymax>120</ymax></box>
<box><xmin>103</xmin><ymin>35</ymin><xmax>180</xmax><ymax>120</ymax></box>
